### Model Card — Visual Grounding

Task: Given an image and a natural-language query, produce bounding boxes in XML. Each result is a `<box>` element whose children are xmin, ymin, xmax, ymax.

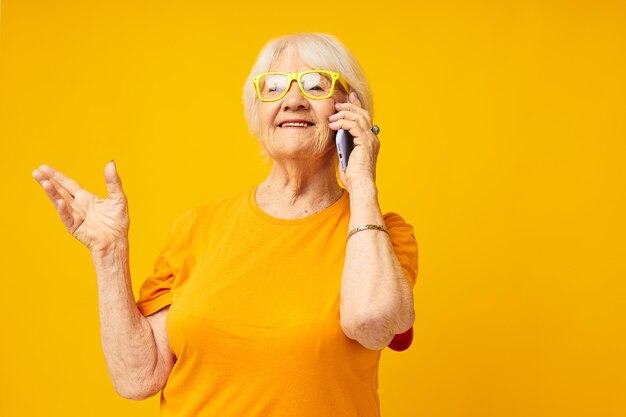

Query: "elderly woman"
<box><xmin>32</xmin><ymin>33</ymin><xmax>418</xmax><ymax>416</ymax></box>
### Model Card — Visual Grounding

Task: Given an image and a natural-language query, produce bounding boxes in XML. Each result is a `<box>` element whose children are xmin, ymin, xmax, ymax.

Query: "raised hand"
<box><xmin>327</xmin><ymin>91</ymin><xmax>380</xmax><ymax>193</ymax></box>
<box><xmin>32</xmin><ymin>161</ymin><xmax>130</xmax><ymax>253</ymax></box>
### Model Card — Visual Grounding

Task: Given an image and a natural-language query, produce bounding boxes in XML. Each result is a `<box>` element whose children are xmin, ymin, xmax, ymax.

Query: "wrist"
<box><xmin>347</xmin><ymin>181</ymin><xmax>384</xmax><ymax>228</ymax></box>
<box><xmin>90</xmin><ymin>239</ymin><xmax>129</xmax><ymax>261</ymax></box>
<box><xmin>346</xmin><ymin>178</ymin><xmax>377</xmax><ymax>197</ymax></box>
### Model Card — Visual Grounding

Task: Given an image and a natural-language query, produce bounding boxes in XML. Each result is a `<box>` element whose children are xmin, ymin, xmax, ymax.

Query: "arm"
<box><xmin>339</xmin><ymin>180</ymin><xmax>416</xmax><ymax>350</ymax></box>
<box><xmin>92</xmin><ymin>243</ymin><xmax>175</xmax><ymax>400</ymax></box>
<box><xmin>328</xmin><ymin>93</ymin><xmax>416</xmax><ymax>350</ymax></box>
<box><xmin>32</xmin><ymin>162</ymin><xmax>174</xmax><ymax>399</ymax></box>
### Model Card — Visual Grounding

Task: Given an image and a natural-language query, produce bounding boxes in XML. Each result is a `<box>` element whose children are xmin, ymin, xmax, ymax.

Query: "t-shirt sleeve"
<box><xmin>383</xmin><ymin>212</ymin><xmax>419</xmax><ymax>351</ymax></box>
<box><xmin>383</xmin><ymin>212</ymin><xmax>419</xmax><ymax>289</ymax></box>
<box><xmin>136</xmin><ymin>208</ymin><xmax>197</xmax><ymax>317</ymax></box>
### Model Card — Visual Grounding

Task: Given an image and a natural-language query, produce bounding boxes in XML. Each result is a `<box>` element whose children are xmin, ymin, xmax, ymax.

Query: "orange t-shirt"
<box><xmin>136</xmin><ymin>185</ymin><xmax>418</xmax><ymax>416</ymax></box>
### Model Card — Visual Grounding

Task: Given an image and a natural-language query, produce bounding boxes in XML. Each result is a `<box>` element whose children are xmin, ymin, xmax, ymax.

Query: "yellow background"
<box><xmin>2</xmin><ymin>0</ymin><xmax>625</xmax><ymax>416</ymax></box>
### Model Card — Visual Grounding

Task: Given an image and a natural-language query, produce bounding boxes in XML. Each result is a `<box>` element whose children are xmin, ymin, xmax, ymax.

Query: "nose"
<box><xmin>281</xmin><ymin>80</ymin><xmax>309</xmax><ymax>111</ymax></box>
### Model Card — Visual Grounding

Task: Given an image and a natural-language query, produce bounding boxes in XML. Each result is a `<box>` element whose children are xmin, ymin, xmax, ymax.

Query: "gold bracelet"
<box><xmin>347</xmin><ymin>224</ymin><xmax>389</xmax><ymax>241</ymax></box>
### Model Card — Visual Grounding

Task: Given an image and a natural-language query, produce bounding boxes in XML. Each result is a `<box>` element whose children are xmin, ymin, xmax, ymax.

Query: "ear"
<box><xmin>334</xmin><ymin>90</ymin><xmax>350</xmax><ymax>104</ymax></box>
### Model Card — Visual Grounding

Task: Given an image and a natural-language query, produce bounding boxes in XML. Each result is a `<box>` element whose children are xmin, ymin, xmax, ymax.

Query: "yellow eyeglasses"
<box><xmin>253</xmin><ymin>70</ymin><xmax>351</xmax><ymax>102</ymax></box>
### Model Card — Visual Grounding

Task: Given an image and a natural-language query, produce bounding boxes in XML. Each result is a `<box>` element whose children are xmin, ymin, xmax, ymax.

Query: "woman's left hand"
<box><xmin>328</xmin><ymin>91</ymin><xmax>380</xmax><ymax>193</ymax></box>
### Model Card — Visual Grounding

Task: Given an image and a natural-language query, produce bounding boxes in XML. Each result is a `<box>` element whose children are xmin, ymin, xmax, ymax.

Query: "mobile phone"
<box><xmin>335</xmin><ymin>128</ymin><xmax>353</xmax><ymax>172</ymax></box>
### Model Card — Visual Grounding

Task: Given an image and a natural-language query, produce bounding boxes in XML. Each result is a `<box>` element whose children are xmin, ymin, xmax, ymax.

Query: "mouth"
<box><xmin>278</xmin><ymin>121</ymin><xmax>316</xmax><ymax>128</ymax></box>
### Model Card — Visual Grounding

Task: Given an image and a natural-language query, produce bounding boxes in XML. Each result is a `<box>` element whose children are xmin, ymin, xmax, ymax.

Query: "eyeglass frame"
<box><xmin>252</xmin><ymin>70</ymin><xmax>351</xmax><ymax>102</ymax></box>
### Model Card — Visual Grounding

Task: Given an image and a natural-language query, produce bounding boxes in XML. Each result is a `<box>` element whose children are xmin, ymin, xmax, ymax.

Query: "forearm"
<box><xmin>340</xmin><ymin>180</ymin><xmax>415</xmax><ymax>349</ymax></box>
<box><xmin>91</xmin><ymin>241</ymin><xmax>161</xmax><ymax>399</ymax></box>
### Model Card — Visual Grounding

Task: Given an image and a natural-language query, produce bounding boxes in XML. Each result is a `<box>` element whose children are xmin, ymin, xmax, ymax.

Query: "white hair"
<box><xmin>242</xmin><ymin>33</ymin><xmax>373</xmax><ymax>138</ymax></box>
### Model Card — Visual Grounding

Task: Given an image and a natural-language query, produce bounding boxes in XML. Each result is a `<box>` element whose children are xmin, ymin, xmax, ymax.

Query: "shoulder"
<box><xmin>383</xmin><ymin>212</ymin><xmax>416</xmax><ymax>239</ymax></box>
<box><xmin>382</xmin><ymin>212</ymin><xmax>418</xmax><ymax>259</ymax></box>
<box><xmin>383</xmin><ymin>212</ymin><xmax>419</xmax><ymax>287</ymax></box>
<box><xmin>160</xmin><ymin>189</ymin><xmax>250</xmax><ymax>252</ymax></box>
<box><xmin>172</xmin><ymin>188</ymin><xmax>251</xmax><ymax>230</ymax></box>
<box><xmin>192</xmin><ymin>189</ymin><xmax>250</xmax><ymax>219</ymax></box>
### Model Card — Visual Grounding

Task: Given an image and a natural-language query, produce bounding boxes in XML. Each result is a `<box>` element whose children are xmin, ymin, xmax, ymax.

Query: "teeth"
<box><xmin>281</xmin><ymin>122</ymin><xmax>312</xmax><ymax>127</ymax></box>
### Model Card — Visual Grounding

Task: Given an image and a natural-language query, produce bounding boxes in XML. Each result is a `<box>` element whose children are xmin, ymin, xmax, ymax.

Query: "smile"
<box><xmin>278</xmin><ymin>122</ymin><xmax>315</xmax><ymax>128</ymax></box>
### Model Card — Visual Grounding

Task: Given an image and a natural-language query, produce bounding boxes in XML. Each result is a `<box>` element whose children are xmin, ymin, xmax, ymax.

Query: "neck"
<box><xmin>255</xmin><ymin>152</ymin><xmax>344</xmax><ymax>219</ymax></box>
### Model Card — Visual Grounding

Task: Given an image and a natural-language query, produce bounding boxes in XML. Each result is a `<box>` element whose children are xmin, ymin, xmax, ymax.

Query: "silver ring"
<box><xmin>371</xmin><ymin>125</ymin><xmax>380</xmax><ymax>135</ymax></box>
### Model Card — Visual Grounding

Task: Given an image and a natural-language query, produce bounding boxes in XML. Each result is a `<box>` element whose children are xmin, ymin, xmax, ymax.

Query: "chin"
<box><xmin>266</xmin><ymin>131</ymin><xmax>331</xmax><ymax>159</ymax></box>
<box><xmin>269</xmin><ymin>145</ymin><xmax>318</xmax><ymax>161</ymax></box>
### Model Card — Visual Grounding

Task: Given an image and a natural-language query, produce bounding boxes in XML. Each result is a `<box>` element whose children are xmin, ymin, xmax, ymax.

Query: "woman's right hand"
<box><xmin>32</xmin><ymin>161</ymin><xmax>130</xmax><ymax>253</ymax></box>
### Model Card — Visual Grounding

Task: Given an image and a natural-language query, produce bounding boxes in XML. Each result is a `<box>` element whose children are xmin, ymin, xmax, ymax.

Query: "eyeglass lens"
<box><xmin>258</xmin><ymin>72</ymin><xmax>334</xmax><ymax>100</ymax></box>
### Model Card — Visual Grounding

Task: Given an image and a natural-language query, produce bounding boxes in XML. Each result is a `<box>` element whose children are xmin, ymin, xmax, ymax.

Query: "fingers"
<box><xmin>328</xmin><ymin>118</ymin><xmax>359</xmax><ymax>133</ymax></box>
<box><xmin>335</xmin><ymin>101</ymin><xmax>369</xmax><ymax>115</ymax></box>
<box><xmin>33</xmin><ymin>169</ymin><xmax>66</xmax><ymax>208</ymax></box>
<box><xmin>31</xmin><ymin>167</ymin><xmax>48</xmax><ymax>184</ymax></box>
<box><xmin>328</xmin><ymin>119</ymin><xmax>375</xmax><ymax>144</ymax></box>
<box><xmin>328</xmin><ymin>110</ymin><xmax>372</xmax><ymax>132</ymax></box>
<box><xmin>104</xmin><ymin>160</ymin><xmax>125</xmax><ymax>200</ymax></box>
<box><xmin>56</xmin><ymin>198</ymin><xmax>75</xmax><ymax>230</ymax></box>
<box><xmin>348</xmin><ymin>91</ymin><xmax>363</xmax><ymax>107</ymax></box>
<box><xmin>36</xmin><ymin>164</ymin><xmax>83</xmax><ymax>196</ymax></box>
<box><xmin>328</xmin><ymin>117</ymin><xmax>380</xmax><ymax>157</ymax></box>
<box><xmin>32</xmin><ymin>167</ymin><xmax>75</xmax><ymax>205</ymax></box>
<box><xmin>38</xmin><ymin>178</ymin><xmax>61</xmax><ymax>209</ymax></box>
<box><xmin>33</xmin><ymin>170</ymin><xmax>76</xmax><ymax>230</ymax></box>
<box><xmin>328</xmin><ymin>110</ymin><xmax>359</xmax><ymax>122</ymax></box>
<box><xmin>333</xmin><ymin>97</ymin><xmax>372</xmax><ymax>127</ymax></box>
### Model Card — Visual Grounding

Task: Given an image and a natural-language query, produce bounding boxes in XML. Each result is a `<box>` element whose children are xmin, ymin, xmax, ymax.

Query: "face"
<box><xmin>256</xmin><ymin>47</ymin><xmax>348</xmax><ymax>162</ymax></box>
